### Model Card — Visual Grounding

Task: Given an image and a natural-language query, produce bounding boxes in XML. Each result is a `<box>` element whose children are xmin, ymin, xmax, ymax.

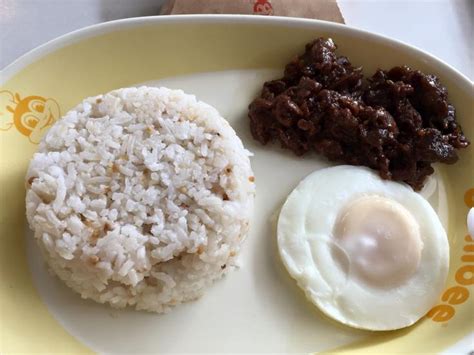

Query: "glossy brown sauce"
<box><xmin>249</xmin><ymin>38</ymin><xmax>469</xmax><ymax>190</ymax></box>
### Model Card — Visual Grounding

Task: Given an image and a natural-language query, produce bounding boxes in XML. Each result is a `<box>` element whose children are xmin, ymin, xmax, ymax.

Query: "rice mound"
<box><xmin>25</xmin><ymin>86</ymin><xmax>255</xmax><ymax>312</ymax></box>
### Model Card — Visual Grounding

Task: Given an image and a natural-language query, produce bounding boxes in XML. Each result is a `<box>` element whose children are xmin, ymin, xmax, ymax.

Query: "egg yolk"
<box><xmin>333</xmin><ymin>195</ymin><xmax>423</xmax><ymax>288</ymax></box>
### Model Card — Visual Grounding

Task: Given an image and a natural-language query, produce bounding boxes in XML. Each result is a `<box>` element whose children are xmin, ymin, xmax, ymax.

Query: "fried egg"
<box><xmin>277</xmin><ymin>165</ymin><xmax>449</xmax><ymax>331</ymax></box>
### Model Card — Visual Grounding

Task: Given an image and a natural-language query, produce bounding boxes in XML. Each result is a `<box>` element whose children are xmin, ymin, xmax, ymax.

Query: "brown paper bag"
<box><xmin>161</xmin><ymin>0</ymin><xmax>345</xmax><ymax>24</ymax></box>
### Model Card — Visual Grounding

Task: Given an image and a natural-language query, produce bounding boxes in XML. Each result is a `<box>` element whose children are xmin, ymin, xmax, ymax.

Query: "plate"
<box><xmin>1</xmin><ymin>15</ymin><xmax>473</xmax><ymax>354</ymax></box>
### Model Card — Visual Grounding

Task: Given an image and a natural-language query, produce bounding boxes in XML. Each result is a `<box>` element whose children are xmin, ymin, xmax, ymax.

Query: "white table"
<box><xmin>0</xmin><ymin>0</ymin><xmax>472</xmax><ymax>79</ymax></box>
<box><xmin>0</xmin><ymin>0</ymin><xmax>472</xmax><ymax>353</ymax></box>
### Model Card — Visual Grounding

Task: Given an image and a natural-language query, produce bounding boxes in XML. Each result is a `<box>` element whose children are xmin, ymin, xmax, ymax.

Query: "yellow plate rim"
<box><xmin>1</xmin><ymin>14</ymin><xmax>472</xmax><ymax>354</ymax></box>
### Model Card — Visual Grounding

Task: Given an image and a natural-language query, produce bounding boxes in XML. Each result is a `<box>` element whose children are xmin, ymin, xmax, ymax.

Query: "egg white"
<box><xmin>277</xmin><ymin>165</ymin><xmax>449</xmax><ymax>331</ymax></box>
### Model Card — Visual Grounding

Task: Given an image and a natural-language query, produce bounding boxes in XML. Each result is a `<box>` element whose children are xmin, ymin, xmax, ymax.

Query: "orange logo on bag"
<box><xmin>0</xmin><ymin>90</ymin><xmax>60</xmax><ymax>144</ymax></box>
<box><xmin>426</xmin><ymin>188</ymin><xmax>474</xmax><ymax>323</ymax></box>
<box><xmin>253</xmin><ymin>0</ymin><xmax>273</xmax><ymax>15</ymax></box>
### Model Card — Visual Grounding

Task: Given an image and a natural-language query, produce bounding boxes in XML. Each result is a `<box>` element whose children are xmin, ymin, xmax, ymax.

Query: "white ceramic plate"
<box><xmin>1</xmin><ymin>15</ymin><xmax>473</xmax><ymax>354</ymax></box>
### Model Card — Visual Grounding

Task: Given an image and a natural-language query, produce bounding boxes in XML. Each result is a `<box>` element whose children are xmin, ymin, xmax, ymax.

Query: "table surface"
<box><xmin>0</xmin><ymin>0</ymin><xmax>472</xmax><ymax>353</ymax></box>
<box><xmin>0</xmin><ymin>0</ymin><xmax>473</xmax><ymax>79</ymax></box>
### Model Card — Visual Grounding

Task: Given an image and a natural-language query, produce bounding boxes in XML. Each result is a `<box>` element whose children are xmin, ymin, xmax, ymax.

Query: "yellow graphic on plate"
<box><xmin>0</xmin><ymin>90</ymin><xmax>60</xmax><ymax>144</ymax></box>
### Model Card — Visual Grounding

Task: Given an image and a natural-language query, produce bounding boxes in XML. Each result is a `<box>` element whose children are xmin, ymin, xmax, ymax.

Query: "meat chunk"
<box><xmin>248</xmin><ymin>39</ymin><xmax>470</xmax><ymax>190</ymax></box>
